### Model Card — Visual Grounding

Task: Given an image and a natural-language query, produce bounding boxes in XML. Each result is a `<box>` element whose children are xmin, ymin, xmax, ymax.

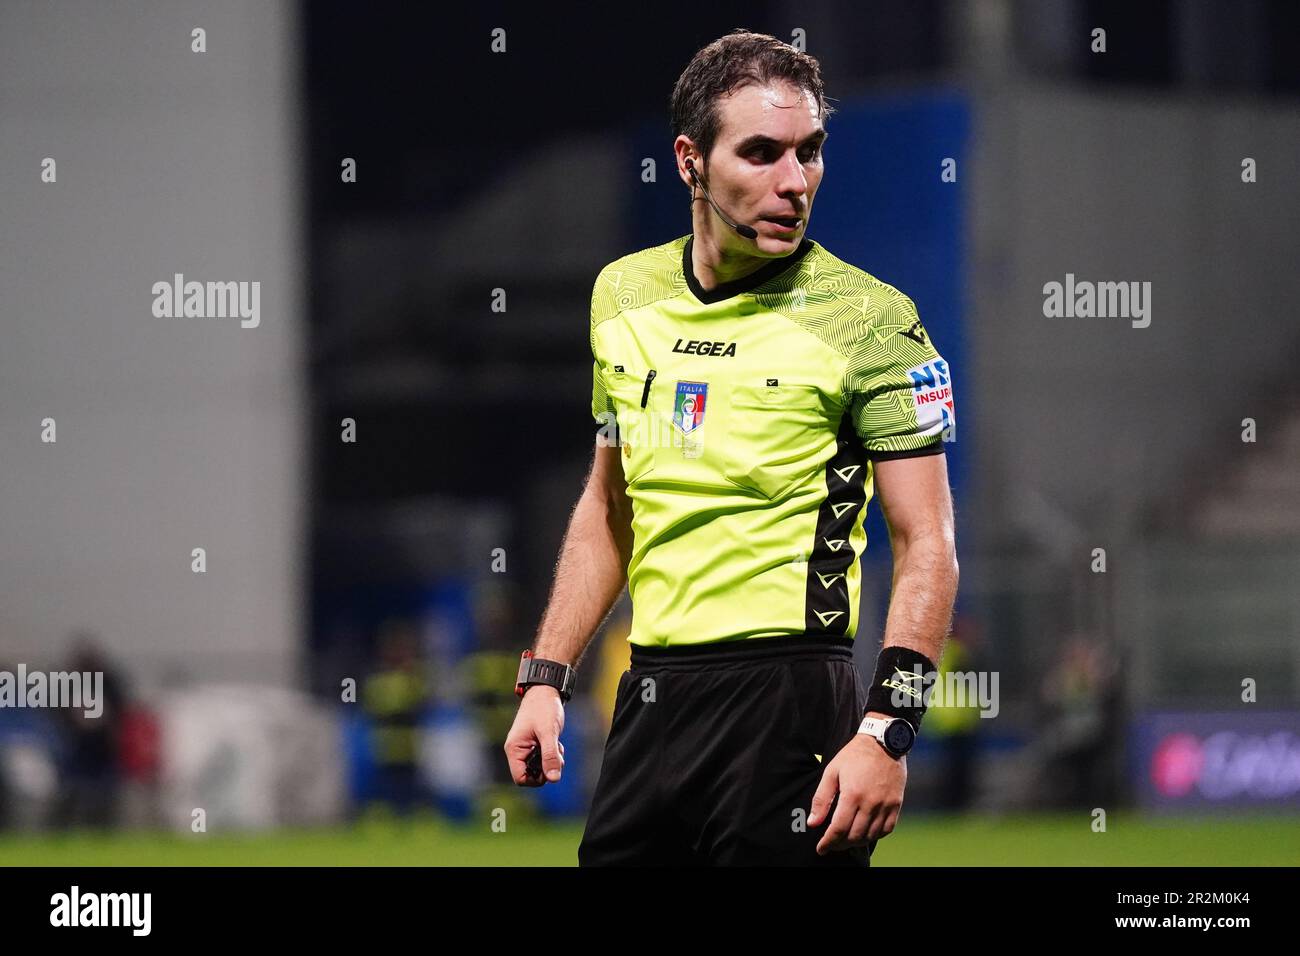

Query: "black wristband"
<box><xmin>864</xmin><ymin>645</ymin><xmax>938</xmax><ymax>735</ymax></box>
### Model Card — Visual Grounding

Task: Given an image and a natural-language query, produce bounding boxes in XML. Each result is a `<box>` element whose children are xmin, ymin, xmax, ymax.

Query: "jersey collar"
<box><xmin>682</xmin><ymin>234</ymin><xmax>814</xmax><ymax>305</ymax></box>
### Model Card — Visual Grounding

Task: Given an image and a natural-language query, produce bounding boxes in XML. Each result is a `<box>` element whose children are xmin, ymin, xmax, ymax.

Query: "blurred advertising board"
<box><xmin>1131</xmin><ymin>710</ymin><xmax>1300</xmax><ymax>811</ymax></box>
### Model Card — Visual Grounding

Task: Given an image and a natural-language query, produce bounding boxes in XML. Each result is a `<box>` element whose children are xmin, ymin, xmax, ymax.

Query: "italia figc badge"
<box><xmin>673</xmin><ymin>380</ymin><xmax>707</xmax><ymax>458</ymax></box>
<box><xmin>673</xmin><ymin>381</ymin><xmax>707</xmax><ymax>434</ymax></box>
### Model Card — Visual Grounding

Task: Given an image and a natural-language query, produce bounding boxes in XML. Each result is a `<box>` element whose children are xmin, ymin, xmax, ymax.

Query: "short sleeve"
<box><xmin>590</xmin><ymin>270</ymin><xmax>616</xmax><ymax>426</ymax></box>
<box><xmin>846</xmin><ymin>293</ymin><xmax>954</xmax><ymax>460</ymax></box>
<box><xmin>592</xmin><ymin>358</ymin><xmax>615</xmax><ymax>424</ymax></box>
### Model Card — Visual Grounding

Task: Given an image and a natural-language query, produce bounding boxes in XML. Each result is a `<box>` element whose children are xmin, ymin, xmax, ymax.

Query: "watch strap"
<box><xmin>516</xmin><ymin>650</ymin><xmax>575</xmax><ymax>702</ymax></box>
<box><xmin>858</xmin><ymin>715</ymin><xmax>915</xmax><ymax>757</ymax></box>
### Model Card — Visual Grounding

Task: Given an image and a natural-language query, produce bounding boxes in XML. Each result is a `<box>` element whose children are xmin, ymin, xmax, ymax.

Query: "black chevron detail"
<box><xmin>803</xmin><ymin>411</ymin><xmax>869</xmax><ymax>635</ymax></box>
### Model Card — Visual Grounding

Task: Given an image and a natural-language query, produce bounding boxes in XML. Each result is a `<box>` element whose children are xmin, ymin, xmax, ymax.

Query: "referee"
<box><xmin>505</xmin><ymin>30</ymin><xmax>958</xmax><ymax>866</ymax></box>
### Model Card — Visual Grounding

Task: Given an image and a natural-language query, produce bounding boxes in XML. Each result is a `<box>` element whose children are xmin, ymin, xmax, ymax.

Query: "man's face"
<box><xmin>697</xmin><ymin>80</ymin><xmax>826</xmax><ymax>255</ymax></box>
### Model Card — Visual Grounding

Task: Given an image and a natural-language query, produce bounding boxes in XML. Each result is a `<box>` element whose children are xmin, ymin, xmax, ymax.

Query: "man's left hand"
<box><xmin>807</xmin><ymin>721</ymin><xmax>906</xmax><ymax>855</ymax></box>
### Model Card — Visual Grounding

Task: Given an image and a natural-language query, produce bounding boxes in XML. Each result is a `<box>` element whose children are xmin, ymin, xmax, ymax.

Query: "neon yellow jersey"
<box><xmin>590</xmin><ymin>233</ymin><xmax>954</xmax><ymax>648</ymax></box>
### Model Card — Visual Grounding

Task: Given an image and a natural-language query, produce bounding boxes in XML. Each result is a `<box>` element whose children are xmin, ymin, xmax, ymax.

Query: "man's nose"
<box><xmin>774</xmin><ymin>150</ymin><xmax>808</xmax><ymax>199</ymax></box>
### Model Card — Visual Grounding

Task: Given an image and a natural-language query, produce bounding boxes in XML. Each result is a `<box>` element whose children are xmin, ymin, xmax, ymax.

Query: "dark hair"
<box><xmin>670</xmin><ymin>29</ymin><xmax>835</xmax><ymax>166</ymax></box>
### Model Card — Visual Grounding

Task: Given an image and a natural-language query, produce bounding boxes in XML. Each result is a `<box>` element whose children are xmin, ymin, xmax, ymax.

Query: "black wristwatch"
<box><xmin>515</xmin><ymin>650</ymin><xmax>576</xmax><ymax>703</ymax></box>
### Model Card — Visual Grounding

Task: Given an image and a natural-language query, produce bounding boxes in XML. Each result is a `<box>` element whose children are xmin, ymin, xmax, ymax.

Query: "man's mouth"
<box><xmin>761</xmin><ymin>216</ymin><xmax>801</xmax><ymax>231</ymax></box>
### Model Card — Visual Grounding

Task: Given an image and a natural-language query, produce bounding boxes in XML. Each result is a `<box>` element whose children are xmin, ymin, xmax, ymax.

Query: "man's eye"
<box><xmin>749</xmin><ymin>145</ymin><xmax>820</xmax><ymax>162</ymax></box>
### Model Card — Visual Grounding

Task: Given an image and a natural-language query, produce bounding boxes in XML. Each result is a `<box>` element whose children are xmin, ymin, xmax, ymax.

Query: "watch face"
<box><xmin>883</xmin><ymin>719</ymin><xmax>915</xmax><ymax>754</ymax></box>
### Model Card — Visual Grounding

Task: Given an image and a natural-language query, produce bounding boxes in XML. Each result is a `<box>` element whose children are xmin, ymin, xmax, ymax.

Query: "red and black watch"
<box><xmin>515</xmin><ymin>650</ymin><xmax>576</xmax><ymax>703</ymax></box>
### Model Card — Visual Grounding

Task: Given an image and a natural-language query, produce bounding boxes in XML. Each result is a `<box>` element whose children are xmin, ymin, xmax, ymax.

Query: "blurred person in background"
<box><xmin>51</xmin><ymin>632</ymin><xmax>128</xmax><ymax>829</ymax></box>
<box><xmin>923</xmin><ymin>615</ymin><xmax>985</xmax><ymax>812</ymax></box>
<box><xmin>1035</xmin><ymin>632</ymin><xmax>1122</xmax><ymax>809</ymax></box>
<box><xmin>0</xmin><ymin>657</ymin><xmax>11</xmax><ymax>830</ymax></box>
<box><xmin>362</xmin><ymin>623</ymin><xmax>429</xmax><ymax>816</ymax></box>
<box><xmin>0</xmin><ymin>733</ymin><xmax>10</xmax><ymax>830</ymax></box>
<box><xmin>464</xmin><ymin>582</ymin><xmax>525</xmax><ymax>790</ymax></box>
<box><xmin>117</xmin><ymin>699</ymin><xmax>163</xmax><ymax>828</ymax></box>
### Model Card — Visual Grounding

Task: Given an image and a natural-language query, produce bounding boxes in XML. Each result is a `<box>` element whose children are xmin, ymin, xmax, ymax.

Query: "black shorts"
<box><xmin>578</xmin><ymin>634</ymin><xmax>877</xmax><ymax>866</ymax></box>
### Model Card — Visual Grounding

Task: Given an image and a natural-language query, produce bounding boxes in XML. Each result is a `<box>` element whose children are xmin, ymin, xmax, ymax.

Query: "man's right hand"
<box><xmin>504</xmin><ymin>684</ymin><xmax>566</xmax><ymax>786</ymax></box>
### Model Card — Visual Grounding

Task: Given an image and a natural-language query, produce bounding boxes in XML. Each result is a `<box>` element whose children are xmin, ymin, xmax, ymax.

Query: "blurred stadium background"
<box><xmin>1</xmin><ymin>0</ymin><xmax>1298</xmax><ymax>865</ymax></box>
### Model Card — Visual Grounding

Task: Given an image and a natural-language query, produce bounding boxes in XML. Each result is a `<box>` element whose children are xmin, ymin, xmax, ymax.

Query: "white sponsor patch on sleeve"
<box><xmin>905</xmin><ymin>356</ymin><xmax>955</xmax><ymax>440</ymax></box>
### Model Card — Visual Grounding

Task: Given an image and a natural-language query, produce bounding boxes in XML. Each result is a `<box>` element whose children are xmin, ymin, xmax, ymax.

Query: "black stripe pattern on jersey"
<box><xmin>803</xmin><ymin>411</ymin><xmax>870</xmax><ymax>636</ymax></box>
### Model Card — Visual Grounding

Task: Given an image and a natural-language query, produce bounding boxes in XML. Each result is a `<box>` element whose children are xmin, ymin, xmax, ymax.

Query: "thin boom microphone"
<box><xmin>685</xmin><ymin>158</ymin><xmax>758</xmax><ymax>240</ymax></box>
